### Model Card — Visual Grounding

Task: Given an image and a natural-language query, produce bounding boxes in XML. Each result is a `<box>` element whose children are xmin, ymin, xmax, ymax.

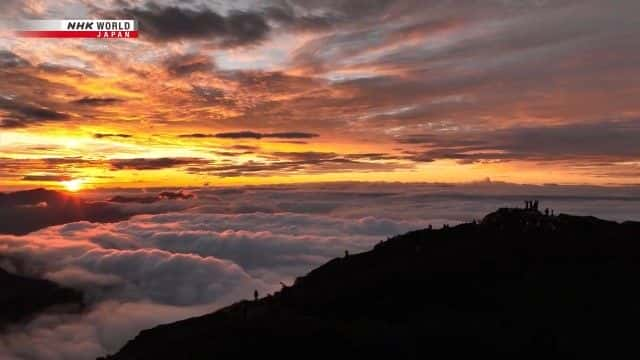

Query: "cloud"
<box><xmin>112</xmin><ymin>0</ymin><xmax>371</xmax><ymax>45</ymax></box>
<box><xmin>231</xmin><ymin>145</ymin><xmax>259</xmax><ymax>151</ymax></box>
<box><xmin>264</xmin><ymin>0</ymin><xmax>396</xmax><ymax>33</ymax></box>
<box><xmin>0</xmin><ymin>191</ymin><xmax>437</xmax><ymax>287</ymax></box>
<box><xmin>227</xmin><ymin>131</ymin><xmax>319</xmax><ymax>139</ymax></box>
<box><xmin>0</xmin><ymin>0</ymin><xmax>45</xmax><ymax>16</ymax></box>
<box><xmin>0</xmin><ymin>119</ymin><xmax>27</xmax><ymax>129</ymax></box>
<box><xmin>186</xmin><ymin>150</ymin><xmax>407</xmax><ymax>177</ymax></box>
<box><xmin>96</xmin><ymin>212</ymin><xmax>430</xmax><ymax>271</ymax></box>
<box><xmin>109</xmin><ymin>191</ymin><xmax>194</xmax><ymax>204</ymax></box>
<box><xmin>0</xmin><ymin>301</ymin><xmax>218</xmax><ymax>360</ymax></box>
<box><xmin>180</xmin><ymin>131</ymin><xmax>319</xmax><ymax>139</ymax></box>
<box><xmin>115</xmin><ymin>5</ymin><xmax>270</xmax><ymax>46</ymax></box>
<box><xmin>72</xmin><ymin>248</ymin><xmax>249</xmax><ymax>305</ymax></box>
<box><xmin>72</xmin><ymin>97</ymin><xmax>124</xmax><ymax>106</ymax></box>
<box><xmin>109</xmin><ymin>157</ymin><xmax>210</xmax><ymax>170</ymax></box>
<box><xmin>0</xmin><ymin>97</ymin><xmax>69</xmax><ymax>128</ymax></box>
<box><xmin>0</xmin><ymin>185</ymin><xmax>427</xmax><ymax>358</ymax></box>
<box><xmin>2</xmin><ymin>0</ymin><xmax>640</xmax><ymax>183</ymax></box>
<box><xmin>159</xmin><ymin>191</ymin><xmax>194</xmax><ymax>200</ymax></box>
<box><xmin>0</xmin><ymin>188</ymin><xmax>197</xmax><ymax>235</ymax></box>
<box><xmin>399</xmin><ymin>119</ymin><xmax>640</xmax><ymax>165</ymax></box>
<box><xmin>21</xmin><ymin>175</ymin><xmax>72</xmax><ymax>182</ymax></box>
<box><xmin>0</xmin><ymin>50</ymin><xmax>30</xmax><ymax>68</ymax></box>
<box><xmin>108</xmin><ymin>195</ymin><xmax>160</xmax><ymax>204</ymax></box>
<box><xmin>263</xmin><ymin>4</ymin><xmax>335</xmax><ymax>31</ymax></box>
<box><xmin>0</xmin><ymin>229</ymin><xmax>253</xmax><ymax>306</ymax></box>
<box><xmin>2</xmin><ymin>182</ymin><xmax>640</xmax><ymax>359</ymax></box>
<box><xmin>0</xmin><ymin>158</ymin><xmax>102</xmax><ymax>182</ymax></box>
<box><xmin>177</xmin><ymin>133</ymin><xmax>213</xmax><ymax>138</ymax></box>
<box><xmin>94</xmin><ymin>133</ymin><xmax>132</xmax><ymax>139</ymax></box>
<box><xmin>191</xmin><ymin>86</ymin><xmax>235</xmax><ymax>106</ymax></box>
<box><xmin>163</xmin><ymin>54</ymin><xmax>215</xmax><ymax>76</ymax></box>
<box><xmin>0</xmin><ymin>184</ymin><xmax>430</xmax><ymax>358</ymax></box>
<box><xmin>269</xmin><ymin>151</ymin><xmax>343</xmax><ymax>161</ymax></box>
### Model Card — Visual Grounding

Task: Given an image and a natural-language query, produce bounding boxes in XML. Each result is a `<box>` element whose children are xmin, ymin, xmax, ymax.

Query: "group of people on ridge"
<box><xmin>525</xmin><ymin>200</ymin><xmax>554</xmax><ymax>216</ymax></box>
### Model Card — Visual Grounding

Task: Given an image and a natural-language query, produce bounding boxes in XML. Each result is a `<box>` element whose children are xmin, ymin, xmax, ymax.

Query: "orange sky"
<box><xmin>1</xmin><ymin>1</ymin><xmax>639</xmax><ymax>190</ymax></box>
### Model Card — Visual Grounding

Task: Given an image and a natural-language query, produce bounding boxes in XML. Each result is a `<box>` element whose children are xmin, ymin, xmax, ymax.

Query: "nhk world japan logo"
<box><xmin>16</xmin><ymin>20</ymin><xmax>137</xmax><ymax>39</ymax></box>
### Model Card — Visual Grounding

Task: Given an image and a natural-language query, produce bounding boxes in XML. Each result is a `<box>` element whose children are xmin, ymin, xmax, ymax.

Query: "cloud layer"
<box><xmin>2</xmin><ymin>183</ymin><xmax>640</xmax><ymax>359</ymax></box>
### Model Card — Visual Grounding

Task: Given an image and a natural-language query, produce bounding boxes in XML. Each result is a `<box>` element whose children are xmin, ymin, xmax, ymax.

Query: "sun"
<box><xmin>61</xmin><ymin>179</ymin><xmax>84</xmax><ymax>192</ymax></box>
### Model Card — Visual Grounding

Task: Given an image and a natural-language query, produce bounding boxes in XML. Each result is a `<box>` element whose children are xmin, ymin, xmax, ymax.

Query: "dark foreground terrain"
<box><xmin>0</xmin><ymin>267</ymin><xmax>83</xmax><ymax>328</ymax></box>
<box><xmin>105</xmin><ymin>207</ymin><xmax>640</xmax><ymax>359</ymax></box>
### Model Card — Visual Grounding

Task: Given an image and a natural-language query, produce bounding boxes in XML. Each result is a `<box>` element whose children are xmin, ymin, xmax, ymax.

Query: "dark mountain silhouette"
<box><xmin>109</xmin><ymin>195</ymin><xmax>160</xmax><ymax>204</ymax></box>
<box><xmin>0</xmin><ymin>188</ymin><xmax>193</xmax><ymax>235</ymax></box>
<box><xmin>104</xmin><ymin>207</ymin><xmax>640</xmax><ymax>359</ymax></box>
<box><xmin>0</xmin><ymin>267</ymin><xmax>83</xmax><ymax>328</ymax></box>
<box><xmin>0</xmin><ymin>188</ymin><xmax>131</xmax><ymax>235</ymax></box>
<box><xmin>0</xmin><ymin>188</ymin><xmax>72</xmax><ymax>206</ymax></box>
<box><xmin>109</xmin><ymin>190</ymin><xmax>194</xmax><ymax>204</ymax></box>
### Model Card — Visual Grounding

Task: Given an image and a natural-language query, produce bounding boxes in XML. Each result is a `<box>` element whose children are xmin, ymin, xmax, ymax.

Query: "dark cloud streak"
<box><xmin>0</xmin><ymin>50</ymin><xmax>30</xmax><ymax>68</ymax></box>
<box><xmin>164</xmin><ymin>54</ymin><xmax>215</xmax><ymax>76</ymax></box>
<box><xmin>116</xmin><ymin>4</ymin><xmax>270</xmax><ymax>45</ymax></box>
<box><xmin>109</xmin><ymin>157</ymin><xmax>211</xmax><ymax>170</ymax></box>
<box><xmin>0</xmin><ymin>97</ymin><xmax>69</xmax><ymax>128</ymax></box>
<box><xmin>94</xmin><ymin>133</ymin><xmax>132</xmax><ymax>139</ymax></box>
<box><xmin>72</xmin><ymin>97</ymin><xmax>124</xmax><ymax>106</ymax></box>
<box><xmin>400</xmin><ymin>119</ymin><xmax>640</xmax><ymax>166</ymax></box>
<box><xmin>21</xmin><ymin>175</ymin><xmax>73</xmax><ymax>182</ymax></box>
<box><xmin>179</xmin><ymin>131</ymin><xmax>319</xmax><ymax>139</ymax></box>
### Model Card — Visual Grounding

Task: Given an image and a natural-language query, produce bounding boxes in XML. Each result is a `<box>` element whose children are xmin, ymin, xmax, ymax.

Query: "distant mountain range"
<box><xmin>0</xmin><ymin>267</ymin><xmax>83</xmax><ymax>328</ymax></box>
<box><xmin>103</xmin><ymin>207</ymin><xmax>640</xmax><ymax>359</ymax></box>
<box><xmin>0</xmin><ymin>188</ymin><xmax>193</xmax><ymax>235</ymax></box>
<box><xmin>0</xmin><ymin>188</ymin><xmax>130</xmax><ymax>235</ymax></box>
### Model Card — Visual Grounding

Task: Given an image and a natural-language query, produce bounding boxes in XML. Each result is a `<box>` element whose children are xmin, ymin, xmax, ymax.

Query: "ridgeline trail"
<box><xmin>104</xmin><ymin>207</ymin><xmax>640</xmax><ymax>359</ymax></box>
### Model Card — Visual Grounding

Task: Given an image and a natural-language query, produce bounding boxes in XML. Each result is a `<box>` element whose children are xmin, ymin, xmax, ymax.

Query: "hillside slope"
<box><xmin>0</xmin><ymin>268</ymin><xmax>83</xmax><ymax>328</ymax></box>
<box><xmin>105</xmin><ymin>208</ymin><xmax>640</xmax><ymax>359</ymax></box>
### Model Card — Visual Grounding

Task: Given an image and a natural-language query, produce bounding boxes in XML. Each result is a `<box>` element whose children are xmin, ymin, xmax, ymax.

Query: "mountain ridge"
<box><xmin>104</xmin><ymin>207</ymin><xmax>640</xmax><ymax>359</ymax></box>
<box><xmin>0</xmin><ymin>267</ymin><xmax>83</xmax><ymax>328</ymax></box>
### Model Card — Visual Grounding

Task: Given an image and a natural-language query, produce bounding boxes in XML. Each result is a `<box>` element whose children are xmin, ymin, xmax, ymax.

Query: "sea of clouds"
<box><xmin>1</xmin><ymin>182</ymin><xmax>640</xmax><ymax>359</ymax></box>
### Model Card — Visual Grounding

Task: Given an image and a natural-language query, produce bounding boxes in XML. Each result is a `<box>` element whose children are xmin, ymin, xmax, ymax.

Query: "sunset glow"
<box><xmin>0</xmin><ymin>1</ymin><xmax>638</xmax><ymax>189</ymax></box>
<box><xmin>61</xmin><ymin>178</ymin><xmax>83</xmax><ymax>192</ymax></box>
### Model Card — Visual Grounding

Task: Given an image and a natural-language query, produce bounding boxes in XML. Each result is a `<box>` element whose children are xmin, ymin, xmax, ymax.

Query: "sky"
<box><xmin>0</xmin><ymin>0</ymin><xmax>639</xmax><ymax>190</ymax></box>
